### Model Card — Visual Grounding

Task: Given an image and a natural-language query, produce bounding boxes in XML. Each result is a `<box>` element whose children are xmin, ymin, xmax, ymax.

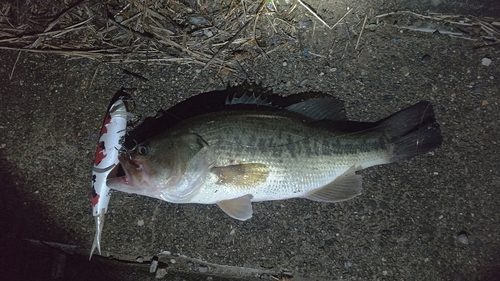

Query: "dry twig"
<box><xmin>202</xmin><ymin>18</ymin><xmax>252</xmax><ymax>71</ymax></box>
<box><xmin>9</xmin><ymin>50</ymin><xmax>21</xmax><ymax>80</ymax></box>
<box><xmin>296</xmin><ymin>0</ymin><xmax>331</xmax><ymax>29</ymax></box>
<box><xmin>355</xmin><ymin>15</ymin><xmax>367</xmax><ymax>50</ymax></box>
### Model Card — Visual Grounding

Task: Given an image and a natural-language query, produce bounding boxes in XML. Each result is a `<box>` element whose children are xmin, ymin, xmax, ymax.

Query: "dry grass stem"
<box><xmin>355</xmin><ymin>15</ymin><xmax>367</xmax><ymax>50</ymax></box>
<box><xmin>89</xmin><ymin>63</ymin><xmax>101</xmax><ymax>89</ymax></box>
<box><xmin>296</xmin><ymin>0</ymin><xmax>331</xmax><ymax>29</ymax></box>
<box><xmin>202</xmin><ymin>19</ymin><xmax>252</xmax><ymax>71</ymax></box>
<box><xmin>252</xmin><ymin>1</ymin><xmax>268</xmax><ymax>59</ymax></box>
<box><xmin>0</xmin><ymin>0</ymin><xmax>278</xmax><ymax>68</ymax></box>
<box><xmin>9</xmin><ymin>50</ymin><xmax>21</xmax><ymax>80</ymax></box>
<box><xmin>331</xmin><ymin>7</ymin><xmax>354</xmax><ymax>30</ymax></box>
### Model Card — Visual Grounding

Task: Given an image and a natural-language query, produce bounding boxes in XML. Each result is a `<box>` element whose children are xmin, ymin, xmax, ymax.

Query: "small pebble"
<box><xmin>421</xmin><ymin>54</ymin><xmax>431</xmax><ymax>64</ymax></box>
<box><xmin>283</xmin><ymin>61</ymin><xmax>287</xmax><ymax>67</ymax></box>
<box><xmin>155</xmin><ymin>268</ymin><xmax>167</xmax><ymax>279</ymax></box>
<box><xmin>299</xmin><ymin>79</ymin><xmax>309</xmax><ymax>87</ymax></box>
<box><xmin>150</xmin><ymin>256</ymin><xmax>159</xmax><ymax>273</ymax></box>
<box><xmin>482</xmin><ymin>57</ymin><xmax>492</xmax><ymax>66</ymax></box>
<box><xmin>457</xmin><ymin>231</ymin><xmax>469</xmax><ymax>245</ymax></box>
<box><xmin>115</xmin><ymin>15</ymin><xmax>123</xmax><ymax>23</ymax></box>
<box><xmin>433</xmin><ymin>30</ymin><xmax>442</xmax><ymax>39</ymax></box>
<box><xmin>170</xmin><ymin>259</ymin><xmax>176</xmax><ymax>264</ymax></box>
<box><xmin>198</xmin><ymin>265</ymin><xmax>208</xmax><ymax>273</ymax></box>
<box><xmin>297</xmin><ymin>20</ymin><xmax>313</xmax><ymax>29</ymax></box>
<box><xmin>137</xmin><ymin>219</ymin><xmax>144</xmax><ymax>226</ymax></box>
<box><xmin>473</xmin><ymin>85</ymin><xmax>484</xmax><ymax>94</ymax></box>
<box><xmin>188</xmin><ymin>15</ymin><xmax>208</xmax><ymax>26</ymax></box>
<box><xmin>204</xmin><ymin>29</ymin><xmax>213</xmax><ymax>37</ymax></box>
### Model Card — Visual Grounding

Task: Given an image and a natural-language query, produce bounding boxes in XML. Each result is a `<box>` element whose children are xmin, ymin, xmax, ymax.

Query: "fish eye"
<box><xmin>138</xmin><ymin>145</ymin><xmax>150</xmax><ymax>155</ymax></box>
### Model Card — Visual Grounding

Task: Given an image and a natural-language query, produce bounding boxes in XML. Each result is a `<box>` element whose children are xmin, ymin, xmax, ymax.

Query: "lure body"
<box><xmin>90</xmin><ymin>95</ymin><xmax>132</xmax><ymax>259</ymax></box>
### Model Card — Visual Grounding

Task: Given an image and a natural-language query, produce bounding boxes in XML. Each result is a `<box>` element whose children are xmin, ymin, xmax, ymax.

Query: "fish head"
<box><xmin>108</xmin><ymin>136</ymin><xmax>183</xmax><ymax>198</ymax></box>
<box><xmin>107</xmin><ymin>133</ymin><xmax>215</xmax><ymax>202</ymax></box>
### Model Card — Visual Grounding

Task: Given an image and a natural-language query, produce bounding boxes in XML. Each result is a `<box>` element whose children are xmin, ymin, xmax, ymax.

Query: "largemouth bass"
<box><xmin>108</xmin><ymin>93</ymin><xmax>442</xmax><ymax>221</ymax></box>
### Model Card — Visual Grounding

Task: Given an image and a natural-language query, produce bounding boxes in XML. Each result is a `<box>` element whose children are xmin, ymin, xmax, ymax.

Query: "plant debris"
<box><xmin>1</xmin><ymin>0</ymin><xmax>498</xmax><ymax>71</ymax></box>
<box><xmin>375</xmin><ymin>10</ymin><xmax>500</xmax><ymax>48</ymax></box>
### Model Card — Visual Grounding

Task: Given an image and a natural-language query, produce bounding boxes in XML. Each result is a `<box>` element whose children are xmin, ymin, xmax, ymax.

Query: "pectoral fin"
<box><xmin>211</xmin><ymin>163</ymin><xmax>269</xmax><ymax>188</ymax></box>
<box><xmin>217</xmin><ymin>194</ymin><xmax>253</xmax><ymax>221</ymax></box>
<box><xmin>303</xmin><ymin>166</ymin><xmax>363</xmax><ymax>202</ymax></box>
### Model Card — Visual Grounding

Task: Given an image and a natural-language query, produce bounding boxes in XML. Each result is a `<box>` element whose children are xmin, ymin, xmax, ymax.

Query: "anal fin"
<box><xmin>217</xmin><ymin>194</ymin><xmax>253</xmax><ymax>221</ymax></box>
<box><xmin>303</xmin><ymin>166</ymin><xmax>363</xmax><ymax>202</ymax></box>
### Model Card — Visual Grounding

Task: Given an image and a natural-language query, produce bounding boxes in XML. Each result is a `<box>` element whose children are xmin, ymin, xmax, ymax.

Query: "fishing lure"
<box><xmin>90</xmin><ymin>90</ymin><xmax>133</xmax><ymax>259</ymax></box>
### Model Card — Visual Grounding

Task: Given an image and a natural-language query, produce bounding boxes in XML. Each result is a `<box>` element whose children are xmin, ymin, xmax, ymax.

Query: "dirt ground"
<box><xmin>1</xmin><ymin>0</ymin><xmax>499</xmax><ymax>280</ymax></box>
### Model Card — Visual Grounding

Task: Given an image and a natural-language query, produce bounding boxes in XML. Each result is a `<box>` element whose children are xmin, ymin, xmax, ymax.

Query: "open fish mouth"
<box><xmin>106</xmin><ymin>153</ymin><xmax>141</xmax><ymax>187</ymax></box>
<box><xmin>108</xmin><ymin>158</ymin><xmax>127</xmax><ymax>180</ymax></box>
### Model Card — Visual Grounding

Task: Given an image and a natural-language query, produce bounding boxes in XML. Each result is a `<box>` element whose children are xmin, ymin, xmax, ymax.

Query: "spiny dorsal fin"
<box><xmin>225</xmin><ymin>92</ymin><xmax>273</xmax><ymax>107</ymax></box>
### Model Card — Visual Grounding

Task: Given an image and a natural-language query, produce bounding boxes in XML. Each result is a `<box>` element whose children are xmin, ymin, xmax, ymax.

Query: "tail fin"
<box><xmin>378</xmin><ymin>101</ymin><xmax>443</xmax><ymax>162</ymax></box>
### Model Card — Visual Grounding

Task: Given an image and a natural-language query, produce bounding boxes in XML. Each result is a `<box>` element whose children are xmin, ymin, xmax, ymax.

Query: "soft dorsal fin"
<box><xmin>225</xmin><ymin>91</ymin><xmax>347</xmax><ymax>121</ymax></box>
<box><xmin>285</xmin><ymin>97</ymin><xmax>347</xmax><ymax>121</ymax></box>
<box><xmin>217</xmin><ymin>194</ymin><xmax>254</xmax><ymax>221</ymax></box>
<box><xmin>303</xmin><ymin>166</ymin><xmax>362</xmax><ymax>202</ymax></box>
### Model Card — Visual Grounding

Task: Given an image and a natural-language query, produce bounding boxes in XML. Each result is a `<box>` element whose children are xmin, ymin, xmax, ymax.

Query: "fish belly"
<box><xmin>187</xmin><ymin>150</ymin><xmax>389</xmax><ymax>204</ymax></box>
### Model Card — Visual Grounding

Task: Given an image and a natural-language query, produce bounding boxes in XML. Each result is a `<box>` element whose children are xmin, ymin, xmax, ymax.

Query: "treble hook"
<box><xmin>119</xmin><ymin>139</ymin><xmax>139</xmax><ymax>160</ymax></box>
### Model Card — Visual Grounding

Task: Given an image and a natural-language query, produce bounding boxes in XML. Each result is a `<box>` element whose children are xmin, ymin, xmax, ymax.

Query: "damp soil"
<box><xmin>1</xmin><ymin>0</ymin><xmax>499</xmax><ymax>280</ymax></box>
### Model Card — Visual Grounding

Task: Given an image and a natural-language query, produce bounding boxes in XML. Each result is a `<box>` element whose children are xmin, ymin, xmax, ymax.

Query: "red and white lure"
<box><xmin>90</xmin><ymin>94</ymin><xmax>133</xmax><ymax>259</ymax></box>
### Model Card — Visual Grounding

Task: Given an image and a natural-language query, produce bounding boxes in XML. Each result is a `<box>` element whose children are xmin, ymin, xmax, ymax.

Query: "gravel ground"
<box><xmin>1</xmin><ymin>0</ymin><xmax>499</xmax><ymax>280</ymax></box>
